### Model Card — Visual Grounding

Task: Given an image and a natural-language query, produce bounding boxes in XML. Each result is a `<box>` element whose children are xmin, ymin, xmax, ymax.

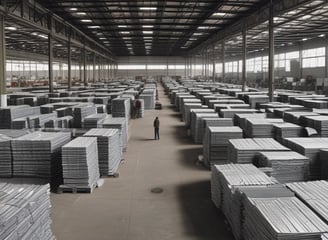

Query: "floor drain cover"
<box><xmin>151</xmin><ymin>187</ymin><xmax>163</xmax><ymax>194</ymax></box>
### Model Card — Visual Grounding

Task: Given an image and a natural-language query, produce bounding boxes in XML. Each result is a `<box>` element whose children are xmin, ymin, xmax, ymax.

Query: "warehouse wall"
<box><xmin>116</xmin><ymin>56</ymin><xmax>187</xmax><ymax>78</ymax></box>
<box><xmin>222</xmin><ymin>38</ymin><xmax>328</xmax><ymax>85</ymax></box>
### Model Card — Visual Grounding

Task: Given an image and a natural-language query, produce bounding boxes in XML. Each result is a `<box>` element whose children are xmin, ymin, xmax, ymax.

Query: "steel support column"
<box><xmin>93</xmin><ymin>53</ymin><xmax>96</xmax><ymax>83</ymax></box>
<box><xmin>212</xmin><ymin>45</ymin><xmax>216</xmax><ymax>82</ymax></box>
<box><xmin>190</xmin><ymin>56</ymin><xmax>193</xmax><ymax>78</ymax></box>
<box><xmin>67</xmin><ymin>33</ymin><xmax>72</xmax><ymax>91</ymax></box>
<box><xmin>0</xmin><ymin>14</ymin><xmax>6</xmax><ymax>107</ymax></box>
<box><xmin>83</xmin><ymin>47</ymin><xmax>87</xmax><ymax>86</ymax></box>
<box><xmin>242</xmin><ymin>25</ymin><xmax>247</xmax><ymax>91</ymax></box>
<box><xmin>48</xmin><ymin>33</ymin><xmax>54</xmax><ymax>93</ymax></box>
<box><xmin>222</xmin><ymin>41</ymin><xmax>225</xmax><ymax>83</ymax></box>
<box><xmin>268</xmin><ymin>0</ymin><xmax>275</xmax><ymax>102</ymax></box>
<box><xmin>326</xmin><ymin>38</ymin><xmax>328</xmax><ymax>78</ymax></box>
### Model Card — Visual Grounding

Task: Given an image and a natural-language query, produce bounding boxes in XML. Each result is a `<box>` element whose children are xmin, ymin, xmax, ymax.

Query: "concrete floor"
<box><xmin>51</xmin><ymin>84</ymin><xmax>234</xmax><ymax>240</ymax></box>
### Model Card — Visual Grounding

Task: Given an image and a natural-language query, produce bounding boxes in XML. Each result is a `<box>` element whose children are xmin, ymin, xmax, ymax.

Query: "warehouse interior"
<box><xmin>2</xmin><ymin>0</ymin><xmax>328</xmax><ymax>240</ymax></box>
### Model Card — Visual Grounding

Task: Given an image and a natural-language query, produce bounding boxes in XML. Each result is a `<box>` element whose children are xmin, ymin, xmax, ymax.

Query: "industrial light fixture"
<box><xmin>120</xmin><ymin>31</ymin><xmax>130</xmax><ymax>34</ymax></box>
<box><xmin>69</xmin><ymin>8</ymin><xmax>77</xmax><ymax>11</ymax></box>
<box><xmin>302</xmin><ymin>38</ymin><xmax>308</xmax><ymax>41</ymax></box>
<box><xmin>140</xmin><ymin>7</ymin><xmax>157</xmax><ymax>10</ymax></box>
<box><xmin>142</xmin><ymin>25</ymin><xmax>154</xmax><ymax>28</ymax></box>
<box><xmin>213</xmin><ymin>12</ymin><xmax>225</xmax><ymax>16</ymax></box>
<box><xmin>193</xmin><ymin>33</ymin><xmax>203</xmax><ymax>36</ymax></box>
<box><xmin>319</xmin><ymin>34</ymin><xmax>325</xmax><ymax>37</ymax></box>
<box><xmin>118</xmin><ymin>25</ymin><xmax>128</xmax><ymax>28</ymax></box>
<box><xmin>5</xmin><ymin>27</ymin><xmax>17</xmax><ymax>31</ymax></box>
<box><xmin>123</xmin><ymin>37</ymin><xmax>131</xmax><ymax>40</ymax></box>
<box><xmin>143</xmin><ymin>36</ymin><xmax>153</xmax><ymax>39</ymax></box>
<box><xmin>143</xmin><ymin>31</ymin><xmax>153</xmax><ymax>34</ymax></box>
<box><xmin>99</xmin><ymin>37</ymin><xmax>106</xmax><ymax>40</ymax></box>
<box><xmin>88</xmin><ymin>26</ymin><xmax>101</xmax><ymax>29</ymax></box>
<box><xmin>76</xmin><ymin>12</ymin><xmax>87</xmax><ymax>16</ymax></box>
<box><xmin>189</xmin><ymin>38</ymin><xmax>197</xmax><ymax>41</ymax></box>
<box><xmin>81</xmin><ymin>19</ymin><xmax>92</xmax><ymax>23</ymax></box>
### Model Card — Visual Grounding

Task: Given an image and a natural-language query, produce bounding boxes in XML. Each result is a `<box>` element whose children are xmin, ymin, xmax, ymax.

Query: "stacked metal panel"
<box><xmin>179</xmin><ymin>97</ymin><xmax>198</xmax><ymax>114</ymax></box>
<box><xmin>0</xmin><ymin>134</ymin><xmax>13</xmax><ymax>177</ymax></box>
<box><xmin>287</xmin><ymin>181</ymin><xmax>328</xmax><ymax>223</ymax></box>
<box><xmin>102</xmin><ymin>117</ymin><xmax>128</xmax><ymax>151</ymax></box>
<box><xmin>62</xmin><ymin>137</ymin><xmax>100</xmax><ymax>188</ymax></box>
<box><xmin>11</xmin><ymin>132</ymin><xmax>71</xmax><ymax>188</ymax></box>
<box><xmin>302</xmin><ymin>115</ymin><xmax>328</xmax><ymax>137</ymax></box>
<box><xmin>84</xmin><ymin>128</ymin><xmax>122</xmax><ymax>176</ymax></box>
<box><xmin>82</xmin><ymin>113</ymin><xmax>109</xmax><ymax>128</ymax></box>
<box><xmin>182</xmin><ymin>103</ymin><xmax>202</xmax><ymax>123</ymax></box>
<box><xmin>284</xmin><ymin>137</ymin><xmax>328</xmax><ymax>180</ymax></box>
<box><xmin>283</xmin><ymin>111</ymin><xmax>319</xmax><ymax>125</ymax></box>
<box><xmin>228</xmin><ymin>138</ymin><xmax>289</xmax><ymax>163</ymax></box>
<box><xmin>203</xmin><ymin>127</ymin><xmax>243</xmax><ymax>167</ymax></box>
<box><xmin>73</xmin><ymin>103</ymin><xmax>97</xmax><ymax>128</ymax></box>
<box><xmin>0</xmin><ymin>105</ymin><xmax>35</xmax><ymax>129</ymax></box>
<box><xmin>203</xmin><ymin>118</ymin><xmax>233</xmax><ymax>129</ymax></box>
<box><xmin>247</xmin><ymin>94</ymin><xmax>269</xmax><ymax>109</ymax></box>
<box><xmin>175</xmin><ymin>93</ymin><xmax>194</xmax><ymax>111</ymax></box>
<box><xmin>219</xmin><ymin>108</ymin><xmax>258</xmax><ymax>118</ymax></box>
<box><xmin>139</xmin><ymin>90</ymin><xmax>156</xmax><ymax>109</ymax></box>
<box><xmin>256</xmin><ymin>151</ymin><xmax>309</xmax><ymax>183</ymax></box>
<box><xmin>244</xmin><ymin>118</ymin><xmax>284</xmax><ymax>138</ymax></box>
<box><xmin>111</xmin><ymin>98</ymin><xmax>131</xmax><ymax>119</ymax></box>
<box><xmin>191</xmin><ymin>112</ymin><xmax>218</xmax><ymax>144</ymax></box>
<box><xmin>211</xmin><ymin>164</ymin><xmax>277</xmax><ymax>209</ymax></box>
<box><xmin>273</xmin><ymin>122</ymin><xmax>304</xmax><ymax>143</ymax></box>
<box><xmin>28</xmin><ymin>113</ymin><xmax>57</xmax><ymax>128</ymax></box>
<box><xmin>231</xmin><ymin>185</ymin><xmax>294</xmax><ymax>240</ymax></box>
<box><xmin>234</xmin><ymin>113</ymin><xmax>267</xmax><ymax>128</ymax></box>
<box><xmin>320</xmin><ymin>149</ymin><xmax>328</xmax><ymax>179</ymax></box>
<box><xmin>213</xmin><ymin>104</ymin><xmax>250</xmax><ymax>113</ymax></box>
<box><xmin>0</xmin><ymin>183</ymin><xmax>54</xmax><ymax>240</ymax></box>
<box><xmin>243</xmin><ymin>196</ymin><xmax>328</xmax><ymax>240</ymax></box>
<box><xmin>186</xmin><ymin>108</ymin><xmax>214</xmax><ymax>127</ymax></box>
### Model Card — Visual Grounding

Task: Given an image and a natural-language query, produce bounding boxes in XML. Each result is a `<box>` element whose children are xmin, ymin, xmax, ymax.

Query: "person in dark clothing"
<box><xmin>153</xmin><ymin>116</ymin><xmax>160</xmax><ymax>140</ymax></box>
<box><xmin>135</xmin><ymin>99</ymin><xmax>141</xmax><ymax>118</ymax></box>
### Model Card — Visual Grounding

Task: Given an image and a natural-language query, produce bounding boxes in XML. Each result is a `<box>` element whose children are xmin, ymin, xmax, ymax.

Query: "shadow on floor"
<box><xmin>171</xmin><ymin>125</ymin><xmax>194</xmax><ymax>144</ymax></box>
<box><xmin>133</xmin><ymin>137</ymin><xmax>157</xmax><ymax>141</ymax></box>
<box><xmin>177</xmin><ymin>147</ymin><xmax>208</xmax><ymax>171</ymax></box>
<box><xmin>176</xmin><ymin>180</ymin><xmax>234</xmax><ymax>240</ymax></box>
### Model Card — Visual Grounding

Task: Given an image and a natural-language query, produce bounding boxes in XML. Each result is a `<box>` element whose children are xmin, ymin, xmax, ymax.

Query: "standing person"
<box><xmin>153</xmin><ymin>116</ymin><xmax>160</xmax><ymax>140</ymax></box>
<box><xmin>135</xmin><ymin>99</ymin><xmax>141</xmax><ymax>118</ymax></box>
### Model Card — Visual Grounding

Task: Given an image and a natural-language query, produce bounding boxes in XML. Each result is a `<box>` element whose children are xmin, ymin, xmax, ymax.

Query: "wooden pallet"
<box><xmin>57</xmin><ymin>179</ymin><xmax>104</xmax><ymax>194</ymax></box>
<box><xmin>57</xmin><ymin>184</ymin><xmax>96</xmax><ymax>194</ymax></box>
